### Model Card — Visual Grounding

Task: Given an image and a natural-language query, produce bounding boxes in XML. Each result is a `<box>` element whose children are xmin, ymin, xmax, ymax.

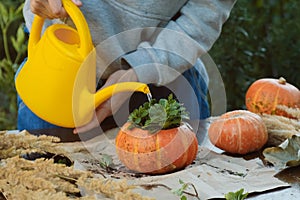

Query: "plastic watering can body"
<box><xmin>15</xmin><ymin>0</ymin><xmax>149</xmax><ymax>128</ymax></box>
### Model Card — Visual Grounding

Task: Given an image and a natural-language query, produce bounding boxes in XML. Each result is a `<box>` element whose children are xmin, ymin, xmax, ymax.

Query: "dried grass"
<box><xmin>0</xmin><ymin>131</ymin><xmax>153</xmax><ymax>200</ymax></box>
<box><xmin>261</xmin><ymin>106</ymin><xmax>300</xmax><ymax>146</ymax></box>
<box><xmin>0</xmin><ymin>130</ymin><xmax>64</xmax><ymax>159</ymax></box>
<box><xmin>276</xmin><ymin>105</ymin><xmax>300</xmax><ymax>120</ymax></box>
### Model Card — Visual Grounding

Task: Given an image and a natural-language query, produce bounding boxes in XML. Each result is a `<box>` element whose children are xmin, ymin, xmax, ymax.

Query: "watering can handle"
<box><xmin>27</xmin><ymin>15</ymin><xmax>43</xmax><ymax>58</ymax></box>
<box><xmin>28</xmin><ymin>0</ymin><xmax>93</xmax><ymax>58</ymax></box>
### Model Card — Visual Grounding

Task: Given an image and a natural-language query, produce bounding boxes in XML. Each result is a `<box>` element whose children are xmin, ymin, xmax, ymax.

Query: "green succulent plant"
<box><xmin>127</xmin><ymin>94</ymin><xmax>190</xmax><ymax>133</ymax></box>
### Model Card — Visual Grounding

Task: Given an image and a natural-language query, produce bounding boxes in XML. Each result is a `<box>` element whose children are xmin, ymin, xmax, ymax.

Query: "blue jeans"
<box><xmin>15</xmin><ymin>59</ymin><xmax>210</xmax><ymax>131</ymax></box>
<box><xmin>183</xmin><ymin>65</ymin><xmax>210</xmax><ymax>120</ymax></box>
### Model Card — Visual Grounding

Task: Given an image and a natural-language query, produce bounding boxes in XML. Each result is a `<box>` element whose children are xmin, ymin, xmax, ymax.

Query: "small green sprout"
<box><xmin>225</xmin><ymin>188</ymin><xmax>248</xmax><ymax>200</ymax></box>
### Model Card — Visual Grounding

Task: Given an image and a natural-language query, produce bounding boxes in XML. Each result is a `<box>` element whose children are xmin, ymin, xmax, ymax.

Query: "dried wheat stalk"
<box><xmin>261</xmin><ymin>106</ymin><xmax>300</xmax><ymax>146</ymax></box>
<box><xmin>0</xmin><ymin>156</ymin><xmax>90</xmax><ymax>199</ymax></box>
<box><xmin>276</xmin><ymin>105</ymin><xmax>300</xmax><ymax>120</ymax></box>
<box><xmin>0</xmin><ymin>130</ymin><xmax>65</xmax><ymax>159</ymax></box>
<box><xmin>0</xmin><ymin>131</ymin><xmax>154</xmax><ymax>200</ymax></box>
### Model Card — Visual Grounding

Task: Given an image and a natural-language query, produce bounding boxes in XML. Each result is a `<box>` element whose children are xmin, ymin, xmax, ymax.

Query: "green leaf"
<box><xmin>11</xmin><ymin>37</ymin><xmax>19</xmax><ymax>52</ymax></box>
<box><xmin>16</xmin><ymin>25</ymin><xmax>25</xmax><ymax>43</ymax></box>
<box><xmin>141</xmin><ymin>109</ymin><xmax>148</xmax><ymax>117</ymax></box>
<box><xmin>127</xmin><ymin>94</ymin><xmax>190</xmax><ymax>132</ymax></box>
<box><xmin>15</xmin><ymin>2</ymin><xmax>25</xmax><ymax>16</ymax></box>
<box><xmin>171</xmin><ymin>179</ymin><xmax>194</xmax><ymax>200</ymax></box>
<box><xmin>169</xmin><ymin>110</ymin><xmax>178</xmax><ymax>116</ymax></box>
<box><xmin>9</xmin><ymin>6</ymin><xmax>14</xmax><ymax>21</ymax></box>
<box><xmin>180</xmin><ymin>196</ymin><xmax>187</xmax><ymax>200</ymax></box>
<box><xmin>149</xmin><ymin>104</ymin><xmax>167</xmax><ymax>123</ymax></box>
<box><xmin>225</xmin><ymin>189</ymin><xmax>248</xmax><ymax>200</ymax></box>
<box><xmin>0</xmin><ymin>2</ymin><xmax>8</xmax><ymax>26</ymax></box>
<box><xmin>159</xmin><ymin>99</ymin><xmax>168</xmax><ymax>108</ymax></box>
<box><xmin>99</xmin><ymin>154</ymin><xmax>114</xmax><ymax>169</ymax></box>
<box><xmin>179</xmin><ymin>179</ymin><xmax>185</xmax><ymax>184</ymax></box>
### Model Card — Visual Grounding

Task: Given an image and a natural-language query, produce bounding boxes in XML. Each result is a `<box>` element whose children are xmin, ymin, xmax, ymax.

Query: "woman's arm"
<box><xmin>122</xmin><ymin>0</ymin><xmax>237</xmax><ymax>85</ymax></box>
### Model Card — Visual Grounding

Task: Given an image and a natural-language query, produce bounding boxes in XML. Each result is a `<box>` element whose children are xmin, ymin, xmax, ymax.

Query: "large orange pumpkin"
<box><xmin>208</xmin><ymin>110</ymin><xmax>268</xmax><ymax>154</ymax></box>
<box><xmin>115</xmin><ymin>122</ymin><xmax>198</xmax><ymax>174</ymax></box>
<box><xmin>245</xmin><ymin>77</ymin><xmax>300</xmax><ymax>118</ymax></box>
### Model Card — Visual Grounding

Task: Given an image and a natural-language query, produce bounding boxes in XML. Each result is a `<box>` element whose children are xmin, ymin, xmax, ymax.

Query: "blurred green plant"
<box><xmin>209</xmin><ymin>0</ymin><xmax>300</xmax><ymax>111</ymax></box>
<box><xmin>0</xmin><ymin>1</ymin><xmax>27</xmax><ymax>130</ymax></box>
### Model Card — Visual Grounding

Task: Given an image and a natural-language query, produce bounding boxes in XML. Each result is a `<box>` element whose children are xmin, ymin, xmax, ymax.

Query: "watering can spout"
<box><xmin>94</xmin><ymin>82</ymin><xmax>150</xmax><ymax>108</ymax></box>
<box><xmin>71</xmin><ymin>81</ymin><xmax>150</xmax><ymax>128</ymax></box>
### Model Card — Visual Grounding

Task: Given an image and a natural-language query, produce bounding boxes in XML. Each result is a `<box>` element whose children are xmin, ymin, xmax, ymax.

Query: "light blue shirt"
<box><xmin>23</xmin><ymin>0</ymin><xmax>236</xmax><ymax>84</ymax></box>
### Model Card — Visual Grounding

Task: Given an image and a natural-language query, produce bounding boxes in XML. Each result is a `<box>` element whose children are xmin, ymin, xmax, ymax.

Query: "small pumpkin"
<box><xmin>208</xmin><ymin>110</ymin><xmax>268</xmax><ymax>154</ymax></box>
<box><xmin>115</xmin><ymin>94</ymin><xmax>198</xmax><ymax>174</ymax></box>
<box><xmin>245</xmin><ymin>77</ymin><xmax>300</xmax><ymax>118</ymax></box>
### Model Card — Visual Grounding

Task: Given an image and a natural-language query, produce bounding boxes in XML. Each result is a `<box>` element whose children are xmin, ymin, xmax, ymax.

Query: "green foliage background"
<box><xmin>0</xmin><ymin>0</ymin><xmax>299</xmax><ymax>130</ymax></box>
<box><xmin>209</xmin><ymin>0</ymin><xmax>300</xmax><ymax>111</ymax></box>
<box><xmin>0</xmin><ymin>0</ymin><xmax>27</xmax><ymax>130</ymax></box>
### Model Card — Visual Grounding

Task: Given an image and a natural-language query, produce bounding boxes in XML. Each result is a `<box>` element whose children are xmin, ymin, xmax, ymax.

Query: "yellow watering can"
<box><xmin>15</xmin><ymin>0</ymin><xmax>150</xmax><ymax>128</ymax></box>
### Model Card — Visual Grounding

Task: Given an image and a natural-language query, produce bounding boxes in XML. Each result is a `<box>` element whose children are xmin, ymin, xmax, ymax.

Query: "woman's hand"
<box><xmin>73</xmin><ymin>69</ymin><xmax>139</xmax><ymax>134</ymax></box>
<box><xmin>30</xmin><ymin>0</ymin><xmax>82</xmax><ymax>19</ymax></box>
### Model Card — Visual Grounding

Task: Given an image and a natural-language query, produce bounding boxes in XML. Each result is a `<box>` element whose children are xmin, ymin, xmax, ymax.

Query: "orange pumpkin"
<box><xmin>208</xmin><ymin>110</ymin><xmax>268</xmax><ymax>154</ymax></box>
<box><xmin>245</xmin><ymin>77</ymin><xmax>300</xmax><ymax>118</ymax></box>
<box><xmin>115</xmin><ymin>122</ymin><xmax>198</xmax><ymax>174</ymax></box>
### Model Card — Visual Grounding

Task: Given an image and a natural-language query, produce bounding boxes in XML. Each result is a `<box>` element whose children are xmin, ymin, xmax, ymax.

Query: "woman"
<box><xmin>17</xmin><ymin>0</ymin><xmax>236</xmax><ymax>140</ymax></box>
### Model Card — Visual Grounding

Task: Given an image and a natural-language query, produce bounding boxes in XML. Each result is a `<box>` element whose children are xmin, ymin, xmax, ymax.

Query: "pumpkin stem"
<box><xmin>278</xmin><ymin>77</ymin><xmax>286</xmax><ymax>84</ymax></box>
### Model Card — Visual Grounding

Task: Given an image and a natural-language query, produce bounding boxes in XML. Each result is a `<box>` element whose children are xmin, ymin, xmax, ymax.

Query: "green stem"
<box><xmin>2</xmin><ymin>26</ymin><xmax>12</xmax><ymax>62</ymax></box>
<box><xmin>14</xmin><ymin>51</ymin><xmax>21</xmax><ymax>65</ymax></box>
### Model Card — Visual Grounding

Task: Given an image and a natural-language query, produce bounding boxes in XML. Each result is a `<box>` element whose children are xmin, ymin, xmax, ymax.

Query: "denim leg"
<box><xmin>182</xmin><ymin>60</ymin><xmax>210</xmax><ymax>120</ymax></box>
<box><xmin>15</xmin><ymin>59</ymin><xmax>59</xmax><ymax>131</ymax></box>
